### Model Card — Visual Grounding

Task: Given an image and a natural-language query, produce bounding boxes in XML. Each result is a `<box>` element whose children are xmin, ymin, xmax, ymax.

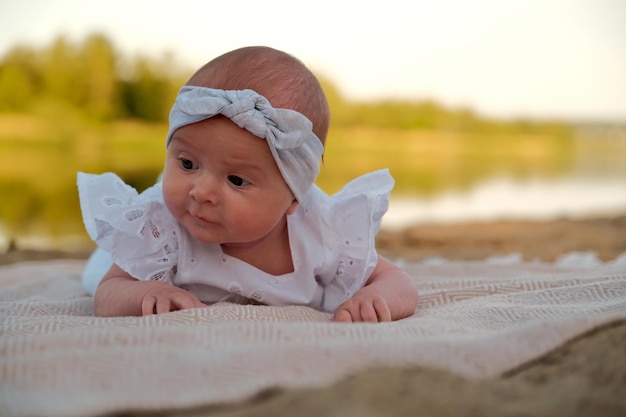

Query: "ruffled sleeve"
<box><xmin>77</xmin><ymin>172</ymin><xmax>180</xmax><ymax>283</ymax></box>
<box><xmin>317</xmin><ymin>169</ymin><xmax>394</xmax><ymax>311</ymax></box>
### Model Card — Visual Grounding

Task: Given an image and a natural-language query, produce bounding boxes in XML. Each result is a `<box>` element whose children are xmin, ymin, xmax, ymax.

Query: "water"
<box><xmin>1</xmin><ymin>175</ymin><xmax>625</xmax><ymax>251</ymax></box>
<box><xmin>382</xmin><ymin>176</ymin><xmax>626</xmax><ymax>229</ymax></box>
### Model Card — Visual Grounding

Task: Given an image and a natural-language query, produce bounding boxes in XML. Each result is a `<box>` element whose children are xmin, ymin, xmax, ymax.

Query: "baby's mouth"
<box><xmin>188</xmin><ymin>209</ymin><xmax>216</xmax><ymax>225</ymax></box>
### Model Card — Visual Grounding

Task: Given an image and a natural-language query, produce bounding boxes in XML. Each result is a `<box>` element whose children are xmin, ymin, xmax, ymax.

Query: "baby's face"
<box><xmin>162</xmin><ymin>116</ymin><xmax>297</xmax><ymax>248</ymax></box>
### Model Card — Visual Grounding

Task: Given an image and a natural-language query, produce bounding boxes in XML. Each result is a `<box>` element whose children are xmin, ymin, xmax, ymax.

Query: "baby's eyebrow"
<box><xmin>223</xmin><ymin>157</ymin><xmax>265</xmax><ymax>177</ymax></box>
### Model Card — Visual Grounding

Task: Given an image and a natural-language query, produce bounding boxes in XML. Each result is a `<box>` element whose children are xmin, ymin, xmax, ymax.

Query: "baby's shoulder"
<box><xmin>302</xmin><ymin>169</ymin><xmax>393</xmax><ymax>228</ymax></box>
<box><xmin>292</xmin><ymin>169</ymin><xmax>393</xmax><ymax>256</ymax></box>
<box><xmin>77</xmin><ymin>171</ymin><xmax>175</xmax><ymax>247</ymax></box>
<box><xmin>77</xmin><ymin>172</ymin><xmax>181</xmax><ymax>282</ymax></box>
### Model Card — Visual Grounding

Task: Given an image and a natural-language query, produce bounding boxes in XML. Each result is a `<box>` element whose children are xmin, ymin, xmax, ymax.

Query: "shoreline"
<box><xmin>2</xmin><ymin>214</ymin><xmax>625</xmax><ymax>266</ymax></box>
<box><xmin>377</xmin><ymin>214</ymin><xmax>626</xmax><ymax>262</ymax></box>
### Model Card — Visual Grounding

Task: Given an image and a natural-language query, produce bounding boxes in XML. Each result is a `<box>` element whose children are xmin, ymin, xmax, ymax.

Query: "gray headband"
<box><xmin>166</xmin><ymin>86</ymin><xmax>324</xmax><ymax>202</ymax></box>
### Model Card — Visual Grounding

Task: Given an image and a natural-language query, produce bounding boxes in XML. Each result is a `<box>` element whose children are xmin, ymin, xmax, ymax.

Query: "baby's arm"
<box><xmin>94</xmin><ymin>263</ymin><xmax>206</xmax><ymax>317</ymax></box>
<box><xmin>334</xmin><ymin>256</ymin><xmax>418</xmax><ymax>323</ymax></box>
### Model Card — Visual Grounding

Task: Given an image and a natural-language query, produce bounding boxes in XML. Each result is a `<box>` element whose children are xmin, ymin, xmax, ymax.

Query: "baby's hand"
<box><xmin>332</xmin><ymin>256</ymin><xmax>418</xmax><ymax>323</ymax></box>
<box><xmin>140</xmin><ymin>283</ymin><xmax>206</xmax><ymax>315</ymax></box>
<box><xmin>333</xmin><ymin>290</ymin><xmax>392</xmax><ymax>323</ymax></box>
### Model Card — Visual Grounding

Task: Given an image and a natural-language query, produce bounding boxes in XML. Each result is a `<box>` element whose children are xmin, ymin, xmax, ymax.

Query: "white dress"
<box><xmin>77</xmin><ymin>170</ymin><xmax>394</xmax><ymax>313</ymax></box>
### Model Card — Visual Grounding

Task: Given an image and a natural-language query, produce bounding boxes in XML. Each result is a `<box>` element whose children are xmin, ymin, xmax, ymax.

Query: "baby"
<box><xmin>78</xmin><ymin>46</ymin><xmax>418</xmax><ymax>322</ymax></box>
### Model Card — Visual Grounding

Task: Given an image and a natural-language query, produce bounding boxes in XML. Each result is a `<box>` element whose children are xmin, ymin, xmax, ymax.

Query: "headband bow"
<box><xmin>166</xmin><ymin>86</ymin><xmax>323</xmax><ymax>202</ymax></box>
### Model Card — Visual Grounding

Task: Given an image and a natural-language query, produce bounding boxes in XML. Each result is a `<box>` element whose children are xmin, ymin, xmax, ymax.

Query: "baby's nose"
<box><xmin>190</xmin><ymin>173</ymin><xmax>219</xmax><ymax>204</ymax></box>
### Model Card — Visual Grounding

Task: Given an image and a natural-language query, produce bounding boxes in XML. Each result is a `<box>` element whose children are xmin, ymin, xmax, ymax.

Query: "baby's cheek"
<box><xmin>162</xmin><ymin>183</ymin><xmax>184</xmax><ymax>218</ymax></box>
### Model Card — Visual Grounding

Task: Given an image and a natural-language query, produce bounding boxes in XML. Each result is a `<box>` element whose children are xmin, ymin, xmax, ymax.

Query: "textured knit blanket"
<box><xmin>1</xmin><ymin>255</ymin><xmax>625</xmax><ymax>417</ymax></box>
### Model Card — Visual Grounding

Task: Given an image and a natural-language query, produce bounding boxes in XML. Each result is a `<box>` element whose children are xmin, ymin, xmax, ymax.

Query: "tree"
<box><xmin>78</xmin><ymin>33</ymin><xmax>120</xmax><ymax>120</ymax></box>
<box><xmin>0</xmin><ymin>45</ymin><xmax>38</xmax><ymax>111</ymax></box>
<box><xmin>120</xmin><ymin>54</ymin><xmax>177</xmax><ymax>121</ymax></box>
<box><xmin>40</xmin><ymin>35</ymin><xmax>81</xmax><ymax>105</ymax></box>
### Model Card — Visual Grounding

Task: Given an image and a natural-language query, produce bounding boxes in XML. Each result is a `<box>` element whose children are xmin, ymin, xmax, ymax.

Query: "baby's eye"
<box><xmin>180</xmin><ymin>158</ymin><xmax>197</xmax><ymax>171</ymax></box>
<box><xmin>228</xmin><ymin>175</ymin><xmax>250</xmax><ymax>187</ymax></box>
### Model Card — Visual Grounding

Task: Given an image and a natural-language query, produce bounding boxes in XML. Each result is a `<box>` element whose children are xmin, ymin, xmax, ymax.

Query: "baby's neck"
<box><xmin>220</xmin><ymin>220</ymin><xmax>294</xmax><ymax>276</ymax></box>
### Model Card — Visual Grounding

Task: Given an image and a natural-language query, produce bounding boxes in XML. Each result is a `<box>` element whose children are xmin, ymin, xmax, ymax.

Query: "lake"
<box><xmin>382</xmin><ymin>175</ymin><xmax>626</xmax><ymax>229</ymax></box>
<box><xmin>1</xmin><ymin>174</ymin><xmax>625</xmax><ymax>253</ymax></box>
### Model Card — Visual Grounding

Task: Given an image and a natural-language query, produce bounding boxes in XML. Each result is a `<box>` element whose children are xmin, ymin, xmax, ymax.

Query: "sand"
<box><xmin>153</xmin><ymin>321</ymin><xmax>626</xmax><ymax>417</ymax></box>
<box><xmin>2</xmin><ymin>215</ymin><xmax>625</xmax><ymax>416</ymax></box>
<box><xmin>377</xmin><ymin>215</ymin><xmax>626</xmax><ymax>262</ymax></box>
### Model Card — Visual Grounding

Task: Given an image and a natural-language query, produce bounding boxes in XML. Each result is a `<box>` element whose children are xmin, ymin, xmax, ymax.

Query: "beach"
<box><xmin>2</xmin><ymin>215</ymin><xmax>625</xmax><ymax>416</ymax></box>
<box><xmin>377</xmin><ymin>215</ymin><xmax>626</xmax><ymax>262</ymax></box>
<box><xmin>2</xmin><ymin>215</ymin><xmax>625</xmax><ymax>266</ymax></box>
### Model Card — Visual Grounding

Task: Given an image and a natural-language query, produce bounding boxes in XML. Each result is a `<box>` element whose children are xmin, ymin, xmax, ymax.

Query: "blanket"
<box><xmin>1</xmin><ymin>254</ymin><xmax>625</xmax><ymax>417</ymax></box>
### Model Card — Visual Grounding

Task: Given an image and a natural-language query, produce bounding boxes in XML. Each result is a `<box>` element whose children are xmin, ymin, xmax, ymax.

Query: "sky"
<box><xmin>0</xmin><ymin>0</ymin><xmax>625</xmax><ymax>122</ymax></box>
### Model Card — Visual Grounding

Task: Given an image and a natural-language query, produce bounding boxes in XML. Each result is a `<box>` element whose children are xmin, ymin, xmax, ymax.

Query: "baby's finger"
<box><xmin>373</xmin><ymin>297</ymin><xmax>392</xmax><ymax>322</ymax></box>
<box><xmin>155</xmin><ymin>297</ymin><xmax>173</xmax><ymax>314</ymax></box>
<box><xmin>334</xmin><ymin>308</ymin><xmax>354</xmax><ymax>323</ymax></box>
<box><xmin>141</xmin><ymin>296</ymin><xmax>157</xmax><ymax>316</ymax></box>
<box><xmin>360</xmin><ymin>301</ymin><xmax>379</xmax><ymax>323</ymax></box>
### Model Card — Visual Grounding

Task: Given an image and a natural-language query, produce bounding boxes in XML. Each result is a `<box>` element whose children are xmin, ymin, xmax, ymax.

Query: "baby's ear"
<box><xmin>286</xmin><ymin>199</ymin><xmax>299</xmax><ymax>215</ymax></box>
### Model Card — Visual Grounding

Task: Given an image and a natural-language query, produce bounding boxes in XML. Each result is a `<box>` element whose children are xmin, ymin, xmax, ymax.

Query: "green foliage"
<box><xmin>80</xmin><ymin>34</ymin><xmax>120</xmax><ymax>119</ymax></box>
<box><xmin>0</xmin><ymin>33</ymin><xmax>189</xmax><ymax>122</ymax></box>
<box><xmin>0</xmin><ymin>45</ymin><xmax>39</xmax><ymax>111</ymax></box>
<box><xmin>119</xmin><ymin>55</ymin><xmax>182</xmax><ymax>121</ymax></box>
<box><xmin>0</xmin><ymin>32</ymin><xmax>574</xmax><ymax>138</ymax></box>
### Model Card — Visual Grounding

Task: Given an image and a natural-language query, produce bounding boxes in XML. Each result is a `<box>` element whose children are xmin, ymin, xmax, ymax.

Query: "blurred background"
<box><xmin>0</xmin><ymin>0</ymin><xmax>625</xmax><ymax>252</ymax></box>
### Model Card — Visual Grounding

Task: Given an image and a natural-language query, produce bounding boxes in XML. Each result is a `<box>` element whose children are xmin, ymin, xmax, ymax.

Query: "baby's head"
<box><xmin>185</xmin><ymin>46</ymin><xmax>330</xmax><ymax>145</ymax></box>
<box><xmin>162</xmin><ymin>47</ymin><xmax>329</xmax><ymax>247</ymax></box>
<box><xmin>166</xmin><ymin>46</ymin><xmax>329</xmax><ymax>203</ymax></box>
